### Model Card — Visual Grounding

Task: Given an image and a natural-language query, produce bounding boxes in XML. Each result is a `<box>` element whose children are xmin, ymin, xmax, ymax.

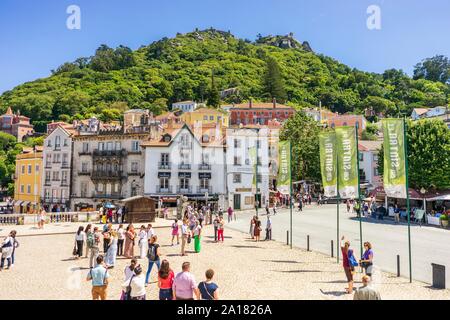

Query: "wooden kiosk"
<box><xmin>121</xmin><ymin>196</ymin><xmax>156</xmax><ymax>223</ymax></box>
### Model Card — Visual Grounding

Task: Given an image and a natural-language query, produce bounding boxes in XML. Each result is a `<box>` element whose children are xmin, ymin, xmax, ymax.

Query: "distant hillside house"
<box><xmin>358</xmin><ymin>140</ymin><xmax>383</xmax><ymax>189</ymax></box>
<box><xmin>411</xmin><ymin>106</ymin><xmax>447</xmax><ymax>120</ymax></box>
<box><xmin>0</xmin><ymin>107</ymin><xmax>35</xmax><ymax>142</ymax></box>
<box><xmin>181</xmin><ymin>107</ymin><xmax>229</xmax><ymax>127</ymax></box>
<box><xmin>172</xmin><ymin>101</ymin><xmax>198</xmax><ymax>113</ymax></box>
<box><xmin>303</xmin><ymin>108</ymin><xmax>337</xmax><ymax>124</ymax></box>
<box><xmin>325</xmin><ymin>114</ymin><xmax>367</xmax><ymax>135</ymax></box>
<box><xmin>228</xmin><ymin>99</ymin><xmax>295</xmax><ymax>126</ymax></box>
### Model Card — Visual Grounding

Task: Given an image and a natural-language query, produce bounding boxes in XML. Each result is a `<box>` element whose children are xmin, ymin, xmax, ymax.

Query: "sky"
<box><xmin>1</xmin><ymin>0</ymin><xmax>450</xmax><ymax>94</ymax></box>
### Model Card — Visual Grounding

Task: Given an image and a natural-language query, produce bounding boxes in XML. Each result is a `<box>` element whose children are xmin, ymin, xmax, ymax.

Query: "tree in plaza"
<box><xmin>413</xmin><ymin>55</ymin><xmax>450</xmax><ymax>84</ymax></box>
<box><xmin>377</xmin><ymin>119</ymin><xmax>450</xmax><ymax>190</ymax></box>
<box><xmin>280</xmin><ymin>111</ymin><xmax>321</xmax><ymax>182</ymax></box>
<box><xmin>206</xmin><ymin>70</ymin><xmax>221</xmax><ymax>108</ymax></box>
<box><xmin>262</xmin><ymin>56</ymin><xmax>287</xmax><ymax>103</ymax></box>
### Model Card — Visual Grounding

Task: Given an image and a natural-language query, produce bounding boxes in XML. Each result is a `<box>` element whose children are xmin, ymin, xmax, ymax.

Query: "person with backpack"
<box><xmin>86</xmin><ymin>255</ymin><xmax>109</xmax><ymax>300</ymax></box>
<box><xmin>84</xmin><ymin>224</ymin><xmax>92</xmax><ymax>258</ymax></box>
<box><xmin>122</xmin><ymin>264</ymin><xmax>146</xmax><ymax>300</ymax></box>
<box><xmin>145</xmin><ymin>235</ymin><xmax>161</xmax><ymax>286</ymax></box>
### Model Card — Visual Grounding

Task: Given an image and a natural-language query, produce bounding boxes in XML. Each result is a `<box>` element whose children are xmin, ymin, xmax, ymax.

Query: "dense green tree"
<box><xmin>0</xmin><ymin>132</ymin><xmax>17</xmax><ymax>150</ymax></box>
<box><xmin>361</xmin><ymin>122</ymin><xmax>379</xmax><ymax>141</ymax></box>
<box><xmin>262</xmin><ymin>56</ymin><xmax>287</xmax><ymax>103</ymax></box>
<box><xmin>206</xmin><ymin>70</ymin><xmax>221</xmax><ymax>108</ymax></box>
<box><xmin>280</xmin><ymin>111</ymin><xmax>321</xmax><ymax>182</ymax></box>
<box><xmin>413</xmin><ymin>55</ymin><xmax>450</xmax><ymax>84</ymax></box>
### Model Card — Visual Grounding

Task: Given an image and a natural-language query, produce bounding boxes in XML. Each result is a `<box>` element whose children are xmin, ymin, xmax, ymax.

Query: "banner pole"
<box><xmin>355</xmin><ymin>123</ymin><xmax>363</xmax><ymax>260</ymax></box>
<box><xmin>289</xmin><ymin>140</ymin><xmax>293</xmax><ymax>249</ymax></box>
<box><xmin>336</xmin><ymin>152</ymin><xmax>340</xmax><ymax>263</ymax></box>
<box><xmin>404</xmin><ymin>118</ymin><xmax>412</xmax><ymax>283</ymax></box>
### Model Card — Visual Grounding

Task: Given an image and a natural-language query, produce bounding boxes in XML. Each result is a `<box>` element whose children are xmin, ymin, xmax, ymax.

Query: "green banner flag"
<box><xmin>336</xmin><ymin>126</ymin><xmax>359</xmax><ymax>199</ymax></box>
<box><xmin>249</xmin><ymin>146</ymin><xmax>257</xmax><ymax>187</ymax></box>
<box><xmin>319</xmin><ymin>131</ymin><xmax>338</xmax><ymax>198</ymax></box>
<box><xmin>277</xmin><ymin>141</ymin><xmax>291</xmax><ymax>194</ymax></box>
<box><xmin>382</xmin><ymin>119</ymin><xmax>407</xmax><ymax>198</ymax></box>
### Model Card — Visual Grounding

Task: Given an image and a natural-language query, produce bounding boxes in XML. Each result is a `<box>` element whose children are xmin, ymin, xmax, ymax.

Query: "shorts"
<box><xmin>344</xmin><ymin>267</ymin><xmax>353</xmax><ymax>282</ymax></box>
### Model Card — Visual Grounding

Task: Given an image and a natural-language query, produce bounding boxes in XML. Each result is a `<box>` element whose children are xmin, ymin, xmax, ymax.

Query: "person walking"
<box><xmin>86</xmin><ymin>255</ymin><xmax>109</xmax><ymax>300</ymax></box>
<box><xmin>353</xmin><ymin>275</ymin><xmax>381</xmax><ymax>300</ymax></box>
<box><xmin>158</xmin><ymin>259</ymin><xmax>175</xmax><ymax>300</ymax></box>
<box><xmin>394</xmin><ymin>204</ymin><xmax>400</xmax><ymax>223</ymax></box>
<box><xmin>265</xmin><ymin>203</ymin><xmax>270</xmax><ymax>215</ymax></box>
<box><xmin>123</xmin><ymin>265</ymin><xmax>146</xmax><ymax>300</ymax></box>
<box><xmin>298</xmin><ymin>196</ymin><xmax>303</xmax><ymax>212</ymax></box>
<box><xmin>147</xmin><ymin>224</ymin><xmax>156</xmax><ymax>240</ymax></box>
<box><xmin>346</xmin><ymin>200</ymin><xmax>351</xmax><ymax>213</ymax></box>
<box><xmin>181</xmin><ymin>219</ymin><xmax>189</xmax><ymax>256</ymax></box>
<box><xmin>120</xmin><ymin>258</ymin><xmax>137</xmax><ymax>300</ymax></box>
<box><xmin>227</xmin><ymin>206</ymin><xmax>233</xmax><ymax>223</ymax></box>
<box><xmin>116</xmin><ymin>206</ymin><xmax>123</xmax><ymax>224</ymax></box>
<box><xmin>117</xmin><ymin>224</ymin><xmax>125</xmax><ymax>256</ymax></box>
<box><xmin>84</xmin><ymin>224</ymin><xmax>92</xmax><ymax>258</ymax></box>
<box><xmin>213</xmin><ymin>215</ymin><xmax>219</xmax><ymax>242</ymax></box>
<box><xmin>138</xmin><ymin>225</ymin><xmax>148</xmax><ymax>259</ymax></box>
<box><xmin>198</xmin><ymin>210</ymin><xmax>204</xmax><ymax>227</ymax></box>
<box><xmin>193</xmin><ymin>220</ymin><xmax>202</xmax><ymax>253</ymax></box>
<box><xmin>217</xmin><ymin>216</ymin><xmax>225</xmax><ymax>242</ymax></box>
<box><xmin>10</xmin><ymin>231</ymin><xmax>19</xmax><ymax>268</ymax></box>
<box><xmin>38</xmin><ymin>208</ymin><xmax>46</xmax><ymax>229</ymax></box>
<box><xmin>105</xmin><ymin>231</ymin><xmax>118</xmax><ymax>268</ymax></box>
<box><xmin>145</xmin><ymin>235</ymin><xmax>161</xmax><ymax>285</ymax></box>
<box><xmin>0</xmin><ymin>231</ymin><xmax>15</xmax><ymax>271</ymax></box>
<box><xmin>272</xmin><ymin>202</ymin><xmax>277</xmax><ymax>215</ymax></box>
<box><xmin>102</xmin><ymin>224</ymin><xmax>112</xmax><ymax>254</ymax></box>
<box><xmin>171</xmin><ymin>219</ymin><xmax>180</xmax><ymax>246</ymax></box>
<box><xmin>254</xmin><ymin>217</ymin><xmax>262</xmax><ymax>242</ymax></box>
<box><xmin>265</xmin><ymin>215</ymin><xmax>272</xmax><ymax>241</ymax></box>
<box><xmin>359</xmin><ymin>242</ymin><xmax>374</xmax><ymax>278</ymax></box>
<box><xmin>74</xmin><ymin>226</ymin><xmax>86</xmax><ymax>259</ymax></box>
<box><xmin>198</xmin><ymin>269</ymin><xmax>219</xmax><ymax>300</ymax></box>
<box><xmin>124</xmin><ymin>224</ymin><xmax>136</xmax><ymax>259</ymax></box>
<box><xmin>249</xmin><ymin>216</ymin><xmax>256</xmax><ymax>239</ymax></box>
<box><xmin>172</xmin><ymin>262</ymin><xmax>200</xmax><ymax>300</ymax></box>
<box><xmin>341</xmin><ymin>236</ymin><xmax>355</xmax><ymax>294</ymax></box>
<box><xmin>89</xmin><ymin>227</ymin><xmax>101</xmax><ymax>269</ymax></box>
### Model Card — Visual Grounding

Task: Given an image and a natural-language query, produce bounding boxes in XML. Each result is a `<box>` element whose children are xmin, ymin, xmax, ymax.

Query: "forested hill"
<box><xmin>1</xmin><ymin>28</ymin><xmax>448</xmax><ymax>131</ymax></box>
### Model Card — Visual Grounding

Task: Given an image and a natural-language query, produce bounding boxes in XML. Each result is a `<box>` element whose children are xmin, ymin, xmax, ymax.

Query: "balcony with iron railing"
<box><xmin>156</xmin><ymin>185</ymin><xmax>173</xmax><ymax>193</ymax></box>
<box><xmin>198</xmin><ymin>163</ymin><xmax>211</xmax><ymax>170</ymax></box>
<box><xmin>61</xmin><ymin>162</ymin><xmax>70</xmax><ymax>169</ymax></box>
<box><xmin>79</xmin><ymin>170</ymin><xmax>91</xmax><ymax>176</ymax></box>
<box><xmin>42</xmin><ymin>197</ymin><xmax>70</xmax><ymax>204</ymax></box>
<box><xmin>44</xmin><ymin>180</ymin><xmax>51</xmax><ymax>186</ymax></box>
<box><xmin>197</xmin><ymin>186</ymin><xmax>212</xmax><ymax>193</ymax></box>
<box><xmin>91</xmin><ymin>170</ymin><xmax>124</xmax><ymax>180</ymax></box>
<box><xmin>177</xmin><ymin>185</ymin><xmax>192</xmax><ymax>194</ymax></box>
<box><xmin>93</xmin><ymin>149</ymin><xmax>127</xmax><ymax>157</ymax></box>
<box><xmin>79</xmin><ymin>150</ymin><xmax>92</xmax><ymax>156</ymax></box>
<box><xmin>178</xmin><ymin>163</ymin><xmax>191</xmax><ymax>170</ymax></box>
<box><xmin>61</xmin><ymin>180</ymin><xmax>69</xmax><ymax>187</ymax></box>
<box><xmin>91</xmin><ymin>192</ymin><xmax>122</xmax><ymax>199</ymax></box>
<box><xmin>158</xmin><ymin>162</ymin><xmax>171</xmax><ymax>170</ymax></box>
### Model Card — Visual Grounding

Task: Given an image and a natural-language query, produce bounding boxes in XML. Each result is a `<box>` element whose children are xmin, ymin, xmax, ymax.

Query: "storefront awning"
<box><xmin>21</xmin><ymin>201</ymin><xmax>30</xmax><ymax>206</ymax></box>
<box><xmin>14</xmin><ymin>201</ymin><xmax>23</xmax><ymax>206</ymax></box>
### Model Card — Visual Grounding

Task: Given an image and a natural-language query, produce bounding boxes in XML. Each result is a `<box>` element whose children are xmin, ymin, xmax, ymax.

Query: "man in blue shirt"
<box><xmin>87</xmin><ymin>255</ymin><xmax>109</xmax><ymax>300</ymax></box>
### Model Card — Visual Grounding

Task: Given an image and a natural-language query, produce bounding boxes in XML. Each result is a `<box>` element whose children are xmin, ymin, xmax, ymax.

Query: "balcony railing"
<box><xmin>198</xmin><ymin>163</ymin><xmax>211</xmax><ymax>170</ymax></box>
<box><xmin>61</xmin><ymin>180</ymin><xmax>69</xmax><ymax>187</ymax></box>
<box><xmin>177</xmin><ymin>185</ymin><xmax>192</xmax><ymax>194</ymax></box>
<box><xmin>197</xmin><ymin>186</ymin><xmax>212</xmax><ymax>193</ymax></box>
<box><xmin>178</xmin><ymin>163</ymin><xmax>191</xmax><ymax>170</ymax></box>
<box><xmin>156</xmin><ymin>185</ymin><xmax>173</xmax><ymax>193</ymax></box>
<box><xmin>79</xmin><ymin>171</ymin><xmax>91</xmax><ymax>176</ymax></box>
<box><xmin>93</xmin><ymin>149</ymin><xmax>127</xmax><ymax>157</ymax></box>
<box><xmin>42</xmin><ymin>197</ymin><xmax>70</xmax><ymax>204</ymax></box>
<box><xmin>92</xmin><ymin>193</ymin><xmax>122</xmax><ymax>199</ymax></box>
<box><xmin>44</xmin><ymin>180</ymin><xmax>51</xmax><ymax>186</ymax></box>
<box><xmin>158</xmin><ymin>162</ymin><xmax>171</xmax><ymax>170</ymax></box>
<box><xmin>128</xmin><ymin>171</ymin><xmax>140</xmax><ymax>176</ymax></box>
<box><xmin>91</xmin><ymin>170</ymin><xmax>124</xmax><ymax>179</ymax></box>
<box><xmin>79</xmin><ymin>151</ymin><xmax>91</xmax><ymax>156</ymax></box>
<box><xmin>61</xmin><ymin>162</ymin><xmax>70</xmax><ymax>168</ymax></box>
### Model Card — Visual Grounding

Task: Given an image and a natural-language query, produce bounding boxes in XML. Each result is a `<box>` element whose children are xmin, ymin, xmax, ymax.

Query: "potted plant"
<box><xmin>440</xmin><ymin>214</ymin><xmax>449</xmax><ymax>228</ymax></box>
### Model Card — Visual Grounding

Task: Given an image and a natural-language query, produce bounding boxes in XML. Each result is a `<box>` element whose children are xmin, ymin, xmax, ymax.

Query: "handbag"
<box><xmin>124</xmin><ymin>275</ymin><xmax>135</xmax><ymax>300</ymax></box>
<box><xmin>72</xmin><ymin>240</ymin><xmax>77</xmax><ymax>256</ymax></box>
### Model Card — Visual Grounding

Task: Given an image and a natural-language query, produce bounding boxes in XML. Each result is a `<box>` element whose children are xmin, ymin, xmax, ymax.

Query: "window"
<box><xmin>256</xmin><ymin>139</ymin><xmax>261</xmax><ymax>149</ymax></box>
<box><xmin>131</xmin><ymin>162</ymin><xmax>139</xmax><ymax>173</ymax></box>
<box><xmin>80</xmin><ymin>182</ymin><xmax>88</xmax><ymax>197</ymax></box>
<box><xmin>47</xmin><ymin>139</ymin><xmax>52</xmax><ymax>147</ymax></box>
<box><xmin>233</xmin><ymin>174</ymin><xmax>241</xmax><ymax>183</ymax></box>
<box><xmin>210</xmin><ymin>116</ymin><xmax>214</xmax><ymax>121</ymax></box>
<box><xmin>64</xmin><ymin>139</ymin><xmax>68</xmax><ymax>147</ymax></box>
<box><xmin>257</xmin><ymin>156</ymin><xmax>262</xmax><ymax>165</ymax></box>
<box><xmin>234</xmin><ymin>139</ymin><xmax>241</xmax><ymax>148</ymax></box>
<box><xmin>256</xmin><ymin>174</ymin><xmax>262</xmax><ymax>183</ymax></box>
<box><xmin>131</xmin><ymin>141</ymin><xmax>139</xmax><ymax>152</ymax></box>
<box><xmin>217</xmin><ymin>116</ymin><xmax>222</xmax><ymax>123</ymax></box>
<box><xmin>44</xmin><ymin>189</ymin><xmax>50</xmax><ymax>199</ymax></box>
<box><xmin>202</xmin><ymin>153</ymin><xmax>209</xmax><ymax>164</ymax></box>
<box><xmin>115</xmin><ymin>142</ymin><xmax>121</xmax><ymax>151</ymax></box>
<box><xmin>46</xmin><ymin>154</ymin><xmax>51</xmax><ymax>165</ymax></box>
<box><xmin>35</xmin><ymin>165</ymin><xmax>39</xmax><ymax>173</ymax></box>
<box><xmin>200</xmin><ymin>178</ymin><xmax>210</xmax><ymax>189</ymax></box>
<box><xmin>374</xmin><ymin>168</ymin><xmax>380</xmax><ymax>176</ymax></box>
<box><xmin>160</xmin><ymin>178</ymin><xmax>169</xmax><ymax>189</ymax></box>
<box><xmin>62</xmin><ymin>171</ymin><xmax>68</xmax><ymax>182</ymax></box>
<box><xmin>98</xmin><ymin>142</ymin><xmax>104</xmax><ymax>151</ymax></box>
<box><xmin>203</xmin><ymin>115</ymin><xmax>208</xmax><ymax>121</ymax></box>
<box><xmin>45</xmin><ymin>171</ymin><xmax>51</xmax><ymax>182</ymax></box>
<box><xmin>82</xmin><ymin>142</ymin><xmax>89</xmax><ymax>153</ymax></box>
<box><xmin>179</xmin><ymin>178</ymin><xmax>190</xmax><ymax>189</ymax></box>
<box><xmin>359</xmin><ymin>152</ymin><xmax>364</xmax><ymax>161</ymax></box>
<box><xmin>27</xmin><ymin>185</ymin><xmax>31</xmax><ymax>194</ymax></box>
<box><xmin>107</xmin><ymin>142</ymin><xmax>113</xmax><ymax>151</ymax></box>
<box><xmin>373</xmin><ymin>154</ymin><xmax>379</xmax><ymax>161</ymax></box>
<box><xmin>62</xmin><ymin>153</ymin><xmax>68</xmax><ymax>165</ymax></box>
<box><xmin>234</xmin><ymin>156</ymin><xmax>241</xmax><ymax>166</ymax></box>
<box><xmin>21</xmin><ymin>165</ymin><xmax>25</xmax><ymax>174</ymax></box>
<box><xmin>81</xmin><ymin>162</ymin><xmax>88</xmax><ymax>173</ymax></box>
<box><xmin>20</xmin><ymin>185</ymin><xmax>24</xmax><ymax>193</ymax></box>
<box><xmin>97</xmin><ymin>183</ymin><xmax>104</xmax><ymax>192</ymax></box>
<box><xmin>55</xmin><ymin>136</ymin><xmax>61</xmax><ymax>148</ymax></box>
<box><xmin>52</xmin><ymin>171</ymin><xmax>60</xmax><ymax>181</ymax></box>
<box><xmin>161</xmin><ymin>153</ymin><xmax>169</xmax><ymax>165</ymax></box>
<box><xmin>28</xmin><ymin>165</ymin><xmax>32</xmax><ymax>174</ymax></box>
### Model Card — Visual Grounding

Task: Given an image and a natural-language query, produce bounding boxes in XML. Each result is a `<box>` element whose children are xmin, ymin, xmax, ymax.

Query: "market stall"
<box><xmin>121</xmin><ymin>196</ymin><xmax>156</xmax><ymax>223</ymax></box>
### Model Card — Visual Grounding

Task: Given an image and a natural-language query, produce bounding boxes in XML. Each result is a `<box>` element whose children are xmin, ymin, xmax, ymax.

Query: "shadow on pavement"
<box><xmin>319</xmin><ymin>289</ymin><xmax>350</xmax><ymax>297</ymax></box>
<box><xmin>231</xmin><ymin>245</ymin><xmax>262</xmax><ymax>249</ymax></box>
<box><xmin>261</xmin><ymin>260</ymin><xmax>302</xmax><ymax>264</ymax></box>
<box><xmin>274</xmin><ymin>270</ymin><xmax>322</xmax><ymax>273</ymax></box>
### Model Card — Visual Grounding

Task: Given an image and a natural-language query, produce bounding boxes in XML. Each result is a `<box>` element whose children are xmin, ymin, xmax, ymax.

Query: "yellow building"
<box><xmin>14</xmin><ymin>147</ymin><xmax>43</xmax><ymax>213</ymax></box>
<box><xmin>180</xmin><ymin>107</ymin><xmax>229</xmax><ymax>127</ymax></box>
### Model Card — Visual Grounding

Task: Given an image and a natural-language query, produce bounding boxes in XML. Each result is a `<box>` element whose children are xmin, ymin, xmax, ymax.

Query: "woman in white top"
<box><xmin>117</xmin><ymin>224</ymin><xmax>125</xmax><ymax>256</ymax></box>
<box><xmin>122</xmin><ymin>265</ymin><xmax>146</xmax><ymax>300</ymax></box>
<box><xmin>0</xmin><ymin>232</ymin><xmax>15</xmax><ymax>270</ymax></box>
<box><xmin>120</xmin><ymin>258</ymin><xmax>137</xmax><ymax>300</ymax></box>
<box><xmin>138</xmin><ymin>225</ymin><xmax>148</xmax><ymax>259</ymax></box>
<box><xmin>74</xmin><ymin>226</ymin><xmax>86</xmax><ymax>259</ymax></box>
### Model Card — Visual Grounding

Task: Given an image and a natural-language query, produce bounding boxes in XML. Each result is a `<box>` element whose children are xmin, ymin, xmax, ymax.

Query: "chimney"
<box><xmin>249</xmin><ymin>99</ymin><xmax>252</xmax><ymax>109</ymax></box>
<box><xmin>272</xmin><ymin>98</ymin><xmax>276</xmax><ymax>109</ymax></box>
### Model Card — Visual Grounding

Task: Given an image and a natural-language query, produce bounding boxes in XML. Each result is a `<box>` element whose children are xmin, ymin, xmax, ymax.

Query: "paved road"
<box><xmin>228</xmin><ymin>204</ymin><xmax>450</xmax><ymax>287</ymax></box>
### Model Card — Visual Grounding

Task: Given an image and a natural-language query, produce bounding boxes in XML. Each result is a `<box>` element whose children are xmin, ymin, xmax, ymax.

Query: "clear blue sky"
<box><xmin>1</xmin><ymin>0</ymin><xmax>450</xmax><ymax>94</ymax></box>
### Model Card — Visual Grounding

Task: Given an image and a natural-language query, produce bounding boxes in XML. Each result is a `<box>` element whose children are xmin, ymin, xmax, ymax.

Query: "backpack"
<box><xmin>87</xmin><ymin>232</ymin><xmax>95</xmax><ymax>248</ymax></box>
<box><xmin>147</xmin><ymin>244</ymin><xmax>158</xmax><ymax>261</ymax></box>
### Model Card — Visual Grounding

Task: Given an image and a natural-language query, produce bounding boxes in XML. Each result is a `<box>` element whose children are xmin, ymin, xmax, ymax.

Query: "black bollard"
<box><xmin>307</xmin><ymin>235</ymin><xmax>310</xmax><ymax>251</ymax></box>
<box><xmin>331</xmin><ymin>240</ymin><xmax>334</xmax><ymax>258</ymax></box>
<box><xmin>397</xmin><ymin>255</ymin><xmax>400</xmax><ymax>277</ymax></box>
<box><xmin>286</xmin><ymin>230</ymin><xmax>289</xmax><ymax>246</ymax></box>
